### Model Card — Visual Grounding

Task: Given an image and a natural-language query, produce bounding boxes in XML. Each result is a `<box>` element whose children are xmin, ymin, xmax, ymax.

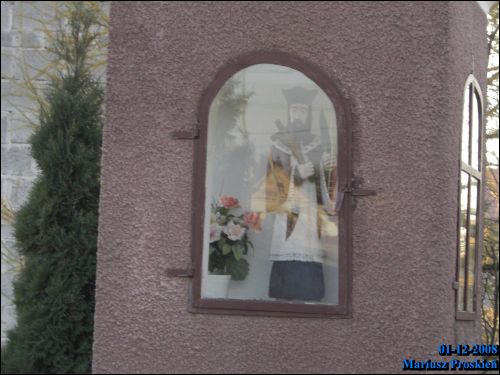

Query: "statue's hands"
<box><xmin>322</xmin><ymin>153</ymin><xmax>335</xmax><ymax>171</ymax></box>
<box><xmin>297</xmin><ymin>162</ymin><xmax>314</xmax><ymax>179</ymax></box>
<box><xmin>281</xmin><ymin>200</ymin><xmax>299</xmax><ymax>215</ymax></box>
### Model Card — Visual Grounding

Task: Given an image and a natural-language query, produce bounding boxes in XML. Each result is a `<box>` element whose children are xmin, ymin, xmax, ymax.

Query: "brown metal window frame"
<box><xmin>187</xmin><ymin>51</ymin><xmax>354</xmax><ymax>318</ymax></box>
<box><xmin>455</xmin><ymin>75</ymin><xmax>485</xmax><ymax>321</ymax></box>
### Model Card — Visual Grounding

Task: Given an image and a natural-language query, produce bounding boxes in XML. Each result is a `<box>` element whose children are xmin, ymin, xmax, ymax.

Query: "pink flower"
<box><xmin>223</xmin><ymin>220</ymin><xmax>246</xmax><ymax>241</ymax></box>
<box><xmin>209</xmin><ymin>224</ymin><xmax>222</xmax><ymax>243</ymax></box>
<box><xmin>219</xmin><ymin>195</ymin><xmax>240</xmax><ymax>209</ymax></box>
<box><xmin>244</xmin><ymin>211</ymin><xmax>262</xmax><ymax>232</ymax></box>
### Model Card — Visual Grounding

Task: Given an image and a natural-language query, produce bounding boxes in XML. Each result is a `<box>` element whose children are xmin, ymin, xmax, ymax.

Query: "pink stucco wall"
<box><xmin>92</xmin><ymin>2</ymin><xmax>488</xmax><ymax>373</ymax></box>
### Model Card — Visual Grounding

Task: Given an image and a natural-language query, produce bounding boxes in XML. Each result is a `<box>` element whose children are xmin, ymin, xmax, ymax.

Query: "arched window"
<box><xmin>456</xmin><ymin>76</ymin><xmax>484</xmax><ymax>320</ymax></box>
<box><xmin>190</xmin><ymin>53</ymin><xmax>353</xmax><ymax>316</ymax></box>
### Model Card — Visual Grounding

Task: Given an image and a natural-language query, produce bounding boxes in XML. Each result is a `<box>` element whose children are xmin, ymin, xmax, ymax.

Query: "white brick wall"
<box><xmin>1</xmin><ymin>1</ymin><xmax>109</xmax><ymax>346</ymax></box>
<box><xmin>1</xmin><ymin>1</ymin><xmax>48</xmax><ymax>345</ymax></box>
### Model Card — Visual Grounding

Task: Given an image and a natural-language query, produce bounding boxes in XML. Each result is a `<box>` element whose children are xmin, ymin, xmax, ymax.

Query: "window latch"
<box><xmin>166</xmin><ymin>267</ymin><xmax>194</xmax><ymax>279</ymax></box>
<box><xmin>170</xmin><ymin>128</ymin><xmax>200</xmax><ymax>140</ymax></box>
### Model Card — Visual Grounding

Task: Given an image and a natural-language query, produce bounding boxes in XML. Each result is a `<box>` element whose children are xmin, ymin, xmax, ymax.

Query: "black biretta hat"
<box><xmin>282</xmin><ymin>86</ymin><xmax>318</xmax><ymax>106</ymax></box>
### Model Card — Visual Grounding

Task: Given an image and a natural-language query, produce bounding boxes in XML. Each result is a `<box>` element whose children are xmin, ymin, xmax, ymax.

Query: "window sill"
<box><xmin>455</xmin><ymin>311</ymin><xmax>478</xmax><ymax>321</ymax></box>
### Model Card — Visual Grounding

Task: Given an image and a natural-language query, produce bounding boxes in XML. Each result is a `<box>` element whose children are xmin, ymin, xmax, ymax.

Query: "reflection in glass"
<box><xmin>202</xmin><ymin>64</ymin><xmax>338</xmax><ymax>305</ymax></box>
<box><xmin>471</xmin><ymin>92</ymin><xmax>481</xmax><ymax>170</ymax></box>
<box><xmin>466</xmin><ymin>177</ymin><xmax>479</xmax><ymax>311</ymax></box>
<box><xmin>458</xmin><ymin>171</ymin><xmax>469</xmax><ymax>311</ymax></box>
<box><xmin>461</xmin><ymin>87</ymin><xmax>470</xmax><ymax>165</ymax></box>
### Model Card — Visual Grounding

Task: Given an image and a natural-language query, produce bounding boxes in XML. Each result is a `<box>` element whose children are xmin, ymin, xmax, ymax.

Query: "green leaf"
<box><xmin>222</xmin><ymin>244</ymin><xmax>232</xmax><ymax>255</ymax></box>
<box><xmin>226</xmin><ymin>258</ymin><xmax>249</xmax><ymax>281</ymax></box>
<box><xmin>232</xmin><ymin>245</ymin><xmax>243</xmax><ymax>261</ymax></box>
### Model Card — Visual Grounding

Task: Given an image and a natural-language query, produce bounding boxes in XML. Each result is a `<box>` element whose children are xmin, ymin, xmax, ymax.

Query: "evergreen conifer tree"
<box><xmin>1</xmin><ymin>2</ymin><xmax>104</xmax><ymax>373</ymax></box>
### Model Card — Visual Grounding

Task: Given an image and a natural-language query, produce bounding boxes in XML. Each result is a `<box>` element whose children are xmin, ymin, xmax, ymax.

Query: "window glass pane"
<box><xmin>471</xmin><ymin>91</ymin><xmax>481</xmax><ymax>170</ymax></box>
<box><xmin>458</xmin><ymin>171</ymin><xmax>469</xmax><ymax>311</ymax></box>
<box><xmin>203</xmin><ymin>64</ymin><xmax>339</xmax><ymax>305</ymax></box>
<box><xmin>466</xmin><ymin>177</ymin><xmax>479</xmax><ymax>311</ymax></box>
<box><xmin>461</xmin><ymin>86</ymin><xmax>470</xmax><ymax>165</ymax></box>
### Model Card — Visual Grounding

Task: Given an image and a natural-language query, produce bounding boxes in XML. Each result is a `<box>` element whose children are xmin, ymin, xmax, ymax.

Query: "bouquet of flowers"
<box><xmin>209</xmin><ymin>195</ymin><xmax>262</xmax><ymax>280</ymax></box>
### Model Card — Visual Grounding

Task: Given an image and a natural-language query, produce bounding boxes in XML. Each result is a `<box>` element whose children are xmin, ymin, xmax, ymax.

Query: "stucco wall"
<box><xmin>93</xmin><ymin>2</ymin><xmax>488</xmax><ymax>373</ymax></box>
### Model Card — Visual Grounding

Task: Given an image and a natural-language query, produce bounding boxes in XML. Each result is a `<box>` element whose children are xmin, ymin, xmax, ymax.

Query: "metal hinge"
<box><xmin>166</xmin><ymin>267</ymin><xmax>194</xmax><ymax>278</ymax></box>
<box><xmin>334</xmin><ymin>183</ymin><xmax>377</xmax><ymax>212</ymax></box>
<box><xmin>170</xmin><ymin>128</ymin><xmax>200</xmax><ymax>140</ymax></box>
<box><xmin>343</xmin><ymin>186</ymin><xmax>377</xmax><ymax>197</ymax></box>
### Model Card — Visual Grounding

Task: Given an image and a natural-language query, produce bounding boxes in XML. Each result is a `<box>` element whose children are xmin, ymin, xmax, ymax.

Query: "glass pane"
<box><xmin>203</xmin><ymin>64</ymin><xmax>339</xmax><ymax>305</ymax></box>
<box><xmin>466</xmin><ymin>177</ymin><xmax>479</xmax><ymax>311</ymax></box>
<box><xmin>461</xmin><ymin>86</ymin><xmax>470</xmax><ymax>165</ymax></box>
<box><xmin>457</xmin><ymin>171</ymin><xmax>469</xmax><ymax>311</ymax></box>
<box><xmin>471</xmin><ymin>91</ymin><xmax>481</xmax><ymax>170</ymax></box>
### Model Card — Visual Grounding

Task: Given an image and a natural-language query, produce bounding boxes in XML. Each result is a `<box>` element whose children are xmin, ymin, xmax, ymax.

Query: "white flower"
<box><xmin>209</xmin><ymin>224</ymin><xmax>222</xmax><ymax>243</ymax></box>
<box><xmin>223</xmin><ymin>220</ymin><xmax>246</xmax><ymax>241</ymax></box>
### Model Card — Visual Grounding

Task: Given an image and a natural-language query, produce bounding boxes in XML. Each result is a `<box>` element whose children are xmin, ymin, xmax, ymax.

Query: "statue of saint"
<box><xmin>265</xmin><ymin>86</ymin><xmax>336</xmax><ymax>302</ymax></box>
